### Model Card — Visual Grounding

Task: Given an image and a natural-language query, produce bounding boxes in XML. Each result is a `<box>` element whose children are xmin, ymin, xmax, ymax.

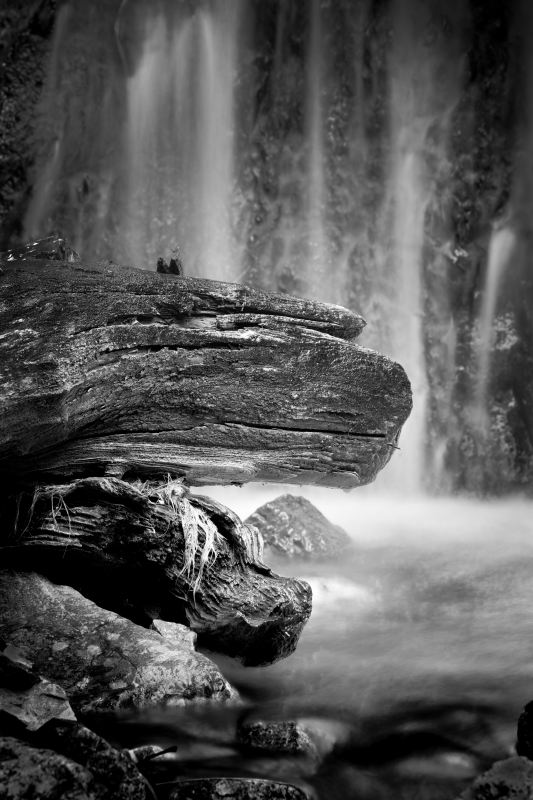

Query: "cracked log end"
<box><xmin>1</xmin><ymin>478</ymin><xmax>312</xmax><ymax>666</ymax></box>
<box><xmin>0</xmin><ymin>260</ymin><xmax>412</xmax><ymax>489</ymax></box>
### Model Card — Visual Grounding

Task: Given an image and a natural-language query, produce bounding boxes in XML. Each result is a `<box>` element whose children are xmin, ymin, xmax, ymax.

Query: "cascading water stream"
<box><xmin>473</xmin><ymin>225</ymin><xmax>516</xmax><ymax>433</ymax></box>
<box><xmin>25</xmin><ymin>0</ymin><xmax>245</xmax><ymax>280</ymax></box>
<box><xmin>304</xmin><ymin>0</ymin><xmax>330</xmax><ymax>303</ymax></box>
<box><xmin>191</xmin><ymin>3</ymin><xmax>243</xmax><ymax>280</ymax></box>
<box><xmin>120</xmin><ymin>0</ymin><xmax>245</xmax><ymax>278</ymax></box>
<box><xmin>122</xmin><ymin>10</ymin><xmax>169</xmax><ymax>266</ymax></box>
<box><xmin>359</xmin><ymin>0</ymin><xmax>466</xmax><ymax>492</ymax></box>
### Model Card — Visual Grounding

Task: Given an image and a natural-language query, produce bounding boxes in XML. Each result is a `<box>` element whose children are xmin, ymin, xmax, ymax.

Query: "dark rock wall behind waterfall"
<box><xmin>1</xmin><ymin>0</ymin><xmax>532</xmax><ymax>495</ymax></box>
<box><xmin>0</xmin><ymin>0</ymin><xmax>56</xmax><ymax>246</ymax></box>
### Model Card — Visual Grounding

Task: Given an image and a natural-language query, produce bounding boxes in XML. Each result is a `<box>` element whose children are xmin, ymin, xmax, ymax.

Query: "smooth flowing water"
<box><xmin>91</xmin><ymin>492</ymin><xmax>533</xmax><ymax>800</ymax></box>
<box><xmin>25</xmin><ymin>0</ymin><xmax>248</xmax><ymax>279</ymax></box>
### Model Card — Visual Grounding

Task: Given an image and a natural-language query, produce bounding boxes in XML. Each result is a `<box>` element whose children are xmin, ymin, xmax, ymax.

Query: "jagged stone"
<box><xmin>246</xmin><ymin>494</ymin><xmax>351</xmax><ymax>559</ymax></box>
<box><xmin>0</xmin><ymin>572</ymin><xmax>236</xmax><ymax>714</ymax></box>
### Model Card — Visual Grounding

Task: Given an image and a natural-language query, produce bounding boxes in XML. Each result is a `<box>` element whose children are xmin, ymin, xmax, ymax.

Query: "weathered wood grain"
<box><xmin>0</xmin><ymin>260</ymin><xmax>412</xmax><ymax>488</ymax></box>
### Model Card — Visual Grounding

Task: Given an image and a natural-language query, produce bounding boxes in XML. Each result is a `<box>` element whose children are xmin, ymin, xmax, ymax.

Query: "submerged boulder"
<box><xmin>0</xmin><ymin>572</ymin><xmax>236</xmax><ymax>714</ymax></box>
<box><xmin>246</xmin><ymin>494</ymin><xmax>351</xmax><ymax>559</ymax></box>
<box><xmin>237</xmin><ymin>719</ymin><xmax>319</xmax><ymax>760</ymax></box>
<box><xmin>167</xmin><ymin>777</ymin><xmax>310</xmax><ymax>800</ymax></box>
<box><xmin>457</xmin><ymin>756</ymin><xmax>533</xmax><ymax>799</ymax></box>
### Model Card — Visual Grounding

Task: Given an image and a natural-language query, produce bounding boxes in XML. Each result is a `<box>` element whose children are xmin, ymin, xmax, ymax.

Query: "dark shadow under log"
<box><xmin>1</xmin><ymin>478</ymin><xmax>312</xmax><ymax>666</ymax></box>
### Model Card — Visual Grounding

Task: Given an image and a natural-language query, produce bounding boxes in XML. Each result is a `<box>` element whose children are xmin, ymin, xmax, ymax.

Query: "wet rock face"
<box><xmin>246</xmin><ymin>494</ymin><xmax>351</xmax><ymax>559</ymax></box>
<box><xmin>0</xmin><ymin>1</ymin><xmax>55</xmax><ymax>247</ymax></box>
<box><xmin>0</xmin><ymin>572</ymin><xmax>236</xmax><ymax>714</ymax></box>
<box><xmin>456</xmin><ymin>756</ymin><xmax>533</xmax><ymax>799</ymax></box>
<box><xmin>0</xmin><ymin>732</ymin><xmax>148</xmax><ymax>800</ymax></box>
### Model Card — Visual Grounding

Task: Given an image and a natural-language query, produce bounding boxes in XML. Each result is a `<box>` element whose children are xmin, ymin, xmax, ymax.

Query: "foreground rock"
<box><xmin>0</xmin><ymin>259</ymin><xmax>411</xmax><ymax>489</ymax></box>
<box><xmin>167</xmin><ymin>777</ymin><xmax>310</xmax><ymax>800</ymax></box>
<box><xmin>0</xmin><ymin>648</ymin><xmax>75</xmax><ymax>735</ymax></box>
<box><xmin>35</xmin><ymin>720</ymin><xmax>148</xmax><ymax>800</ymax></box>
<box><xmin>0</xmin><ymin>737</ymin><xmax>97</xmax><ymax>800</ymax></box>
<box><xmin>246</xmin><ymin>495</ymin><xmax>351</xmax><ymax>559</ymax></box>
<box><xmin>517</xmin><ymin>700</ymin><xmax>533</xmax><ymax>759</ymax></box>
<box><xmin>3</xmin><ymin>479</ymin><xmax>311</xmax><ymax>665</ymax></box>
<box><xmin>0</xmin><ymin>734</ymin><xmax>147</xmax><ymax>800</ymax></box>
<box><xmin>457</xmin><ymin>756</ymin><xmax>533</xmax><ymax>799</ymax></box>
<box><xmin>0</xmin><ymin>572</ymin><xmax>236</xmax><ymax>714</ymax></box>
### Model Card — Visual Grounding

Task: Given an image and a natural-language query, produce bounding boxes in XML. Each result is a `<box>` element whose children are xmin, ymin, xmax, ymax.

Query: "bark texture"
<box><xmin>0</xmin><ymin>260</ymin><xmax>412</xmax><ymax>489</ymax></box>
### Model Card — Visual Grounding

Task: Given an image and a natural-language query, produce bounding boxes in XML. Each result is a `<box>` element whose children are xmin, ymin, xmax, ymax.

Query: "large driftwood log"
<box><xmin>2</xmin><ymin>478</ymin><xmax>312</xmax><ymax>666</ymax></box>
<box><xmin>0</xmin><ymin>260</ymin><xmax>411</xmax><ymax>489</ymax></box>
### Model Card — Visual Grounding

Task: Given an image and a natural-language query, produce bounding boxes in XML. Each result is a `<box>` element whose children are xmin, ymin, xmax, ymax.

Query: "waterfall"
<box><xmin>24</xmin><ymin>0</ymin><xmax>245</xmax><ymax>280</ymax></box>
<box><xmin>29</xmin><ymin>0</ymin><xmax>529</xmax><ymax>495</ymax></box>
<box><xmin>304</xmin><ymin>0</ymin><xmax>330</xmax><ymax>302</ymax></box>
<box><xmin>357</xmin><ymin>0</ymin><xmax>466</xmax><ymax>492</ymax></box>
<box><xmin>187</xmin><ymin>2</ymin><xmax>244</xmax><ymax>280</ymax></box>
<box><xmin>122</xmin><ymin>9</ymin><xmax>170</xmax><ymax>267</ymax></box>
<box><xmin>120</xmin><ymin>1</ymin><xmax>244</xmax><ymax>277</ymax></box>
